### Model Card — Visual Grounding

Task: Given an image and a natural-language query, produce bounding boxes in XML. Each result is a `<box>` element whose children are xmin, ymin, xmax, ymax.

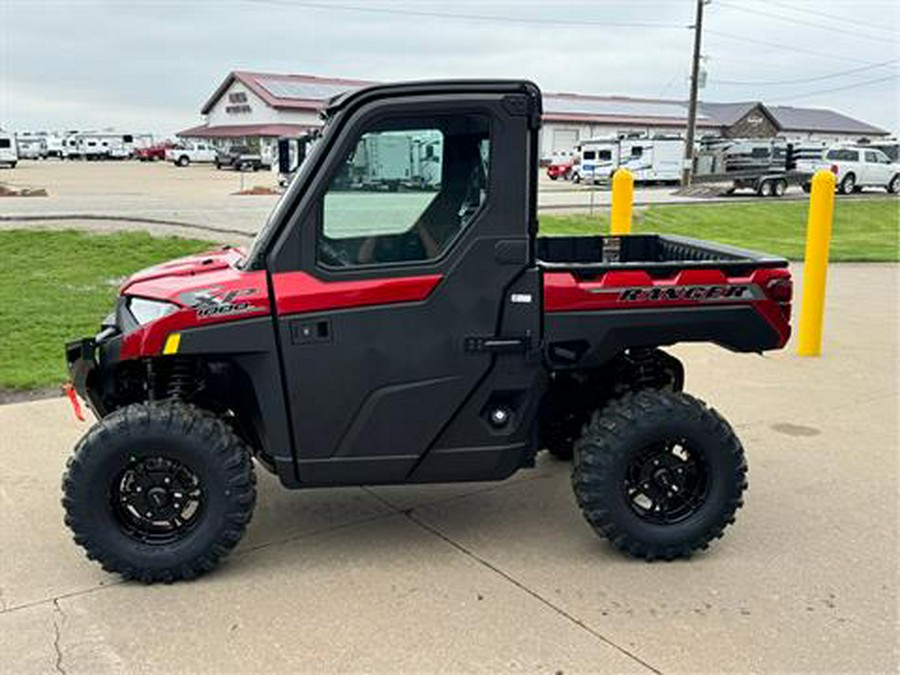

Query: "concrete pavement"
<box><xmin>0</xmin><ymin>264</ymin><xmax>897</xmax><ymax>673</ymax></box>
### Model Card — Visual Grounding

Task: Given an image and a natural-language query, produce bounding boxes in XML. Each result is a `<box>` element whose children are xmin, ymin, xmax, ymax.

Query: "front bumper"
<box><xmin>65</xmin><ymin>327</ymin><xmax>122</xmax><ymax>416</ymax></box>
<box><xmin>65</xmin><ymin>338</ymin><xmax>97</xmax><ymax>405</ymax></box>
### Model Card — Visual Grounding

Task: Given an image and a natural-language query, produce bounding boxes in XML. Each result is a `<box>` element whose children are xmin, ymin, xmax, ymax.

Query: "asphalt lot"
<box><xmin>0</xmin><ymin>159</ymin><xmax>862</xmax><ymax>236</ymax></box>
<box><xmin>0</xmin><ymin>263</ymin><xmax>897</xmax><ymax>674</ymax></box>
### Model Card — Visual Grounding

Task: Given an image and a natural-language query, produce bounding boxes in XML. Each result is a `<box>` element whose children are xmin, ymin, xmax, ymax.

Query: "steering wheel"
<box><xmin>318</xmin><ymin>238</ymin><xmax>353</xmax><ymax>267</ymax></box>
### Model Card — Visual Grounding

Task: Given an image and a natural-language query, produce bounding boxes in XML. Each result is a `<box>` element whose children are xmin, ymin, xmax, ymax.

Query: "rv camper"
<box><xmin>575</xmin><ymin>137</ymin><xmax>620</xmax><ymax>184</ymax></box>
<box><xmin>0</xmin><ymin>131</ymin><xmax>18</xmax><ymax>168</ymax></box>
<box><xmin>15</xmin><ymin>133</ymin><xmax>46</xmax><ymax>159</ymax></box>
<box><xmin>576</xmin><ymin>135</ymin><xmax>685</xmax><ymax>184</ymax></box>
<box><xmin>617</xmin><ymin>136</ymin><xmax>684</xmax><ymax>183</ymax></box>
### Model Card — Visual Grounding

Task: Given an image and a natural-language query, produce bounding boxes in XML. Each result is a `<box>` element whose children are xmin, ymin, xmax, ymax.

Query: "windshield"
<box><xmin>243</xmin><ymin>123</ymin><xmax>331</xmax><ymax>268</ymax></box>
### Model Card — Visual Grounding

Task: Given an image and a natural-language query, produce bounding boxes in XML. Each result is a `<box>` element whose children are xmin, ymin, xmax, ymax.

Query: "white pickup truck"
<box><xmin>165</xmin><ymin>142</ymin><xmax>217</xmax><ymax>167</ymax></box>
<box><xmin>800</xmin><ymin>146</ymin><xmax>900</xmax><ymax>195</ymax></box>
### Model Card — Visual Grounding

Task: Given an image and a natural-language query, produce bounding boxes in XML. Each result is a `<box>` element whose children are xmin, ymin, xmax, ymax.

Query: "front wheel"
<box><xmin>572</xmin><ymin>390</ymin><xmax>747</xmax><ymax>561</ymax></box>
<box><xmin>62</xmin><ymin>402</ymin><xmax>256</xmax><ymax>583</ymax></box>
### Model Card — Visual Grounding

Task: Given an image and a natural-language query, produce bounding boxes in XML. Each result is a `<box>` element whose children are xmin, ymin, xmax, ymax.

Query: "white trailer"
<box><xmin>355</xmin><ymin>133</ymin><xmax>413</xmax><ymax>190</ymax></box>
<box><xmin>618</xmin><ymin>136</ymin><xmax>684</xmax><ymax>183</ymax></box>
<box><xmin>574</xmin><ymin>137</ymin><xmax>620</xmax><ymax>184</ymax></box>
<box><xmin>575</xmin><ymin>135</ymin><xmax>684</xmax><ymax>184</ymax></box>
<box><xmin>0</xmin><ymin>131</ymin><xmax>18</xmax><ymax>167</ymax></box>
<box><xmin>44</xmin><ymin>134</ymin><xmax>64</xmax><ymax>158</ymax></box>
<box><xmin>15</xmin><ymin>133</ymin><xmax>46</xmax><ymax>159</ymax></box>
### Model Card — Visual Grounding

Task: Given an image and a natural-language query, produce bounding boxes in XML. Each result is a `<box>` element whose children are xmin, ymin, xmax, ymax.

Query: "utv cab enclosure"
<box><xmin>63</xmin><ymin>81</ymin><xmax>793</xmax><ymax>583</ymax></box>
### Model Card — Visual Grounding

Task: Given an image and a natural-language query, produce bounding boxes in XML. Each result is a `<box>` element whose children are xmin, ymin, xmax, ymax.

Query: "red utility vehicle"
<box><xmin>63</xmin><ymin>81</ymin><xmax>792</xmax><ymax>583</ymax></box>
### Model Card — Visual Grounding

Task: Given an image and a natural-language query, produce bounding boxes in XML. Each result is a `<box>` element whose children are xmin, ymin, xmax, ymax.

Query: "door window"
<box><xmin>318</xmin><ymin>115</ymin><xmax>490</xmax><ymax>267</ymax></box>
<box><xmin>865</xmin><ymin>151</ymin><xmax>878</xmax><ymax>162</ymax></box>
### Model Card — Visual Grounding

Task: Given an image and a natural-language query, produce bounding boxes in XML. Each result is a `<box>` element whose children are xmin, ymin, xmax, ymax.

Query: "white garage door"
<box><xmin>552</xmin><ymin>128</ymin><xmax>579</xmax><ymax>153</ymax></box>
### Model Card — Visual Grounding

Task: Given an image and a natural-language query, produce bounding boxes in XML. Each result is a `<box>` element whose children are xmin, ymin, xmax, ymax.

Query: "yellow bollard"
<box><xmin>797</xmin><ymin>170</ymin><xmax>836</xmax><ymax>357</ymax></box>
<box><xmin>610</xmin><ymin>169</ymin><xmax>634</xmax><ymax>235</ymax></box>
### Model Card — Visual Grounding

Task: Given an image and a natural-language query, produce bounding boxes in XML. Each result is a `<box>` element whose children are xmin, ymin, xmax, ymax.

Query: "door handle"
<box><xmin>290</xmin><ymin>319</ymin><xmax>331</xmax><ymax>345</ymax></box>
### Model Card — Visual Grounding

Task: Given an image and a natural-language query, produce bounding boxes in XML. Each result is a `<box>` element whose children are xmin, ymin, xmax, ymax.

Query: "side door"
<box><xmin>268</xmin><ymin>88</ymin><xmax>542</xmax><ymax>486</ymax></box>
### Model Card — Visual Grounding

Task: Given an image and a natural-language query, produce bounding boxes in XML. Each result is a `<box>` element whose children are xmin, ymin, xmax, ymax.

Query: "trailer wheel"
<box><xmin>772</xmin><ymin>179</ymin><xmax>787</xmax><ymax>197</ymax></box>
<box><xmin>572</xmin><ymin>390</ymin><xmax>747</xmax><ymax>561</ymax></box>
<box><xmin>62</xmin><ymin>402</ymin><xmax>257</xmax><ymax>583</ymax></box>
<box><xmin>756</xmin><ymin>180</ymin><xmax>773</xmax><ymax>197</ymax></box>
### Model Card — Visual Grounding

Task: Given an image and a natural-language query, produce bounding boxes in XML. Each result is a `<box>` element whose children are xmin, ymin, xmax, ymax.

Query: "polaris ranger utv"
<box><xmin>63</xmin><ymin>81</ymin><xmax>793</xmax><ymax>583</ymax></box>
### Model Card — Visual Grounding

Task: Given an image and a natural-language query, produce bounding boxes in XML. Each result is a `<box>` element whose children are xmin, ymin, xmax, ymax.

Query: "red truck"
<box><xmin>63</xmin><ymin>81</ymin><xmax>792</xmax><ymax>583</ymax></box>
<box><xmin>134</xmin><ymin>142</ymin><xmax>173</xmax><ymax>162</ymax></box>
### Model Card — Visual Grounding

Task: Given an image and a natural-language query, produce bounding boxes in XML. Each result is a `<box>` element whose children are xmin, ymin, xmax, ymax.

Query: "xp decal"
<box><xmin>181</xmin><ymin>286</ymin><xmax>260</xmax><ymax>319</ymax></box>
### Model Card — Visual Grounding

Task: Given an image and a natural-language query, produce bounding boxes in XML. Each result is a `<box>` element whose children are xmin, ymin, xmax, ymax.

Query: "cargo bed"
<box><xmin>537</xmin><ymin>234</ymin><xmax>788</xmax><ymax>276</ymax></box>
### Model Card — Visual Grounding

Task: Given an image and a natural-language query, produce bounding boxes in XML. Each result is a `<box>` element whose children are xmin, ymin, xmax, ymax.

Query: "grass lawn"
<box><xmin>540</xmin><ymin>198</ymin><xmax>900</xmax><ymax>262</ymax></box>
<box><xmin>0</xmin><ymin>230</ymin><xmax>209</xmax><ymax>391</ymax></box>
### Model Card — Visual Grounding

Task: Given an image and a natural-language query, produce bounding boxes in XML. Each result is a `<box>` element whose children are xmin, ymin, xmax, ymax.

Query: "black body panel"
<box><xmin>544</xmin><ymin>306</ymin><xmax>782</xmax><ymax>369</ymax></box>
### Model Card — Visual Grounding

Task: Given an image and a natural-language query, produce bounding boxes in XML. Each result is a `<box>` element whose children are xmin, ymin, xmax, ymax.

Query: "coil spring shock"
<box><xmin>166</xmin><ymin>358</ymin><xmax>195</xmax><ymax>400</ymax></box>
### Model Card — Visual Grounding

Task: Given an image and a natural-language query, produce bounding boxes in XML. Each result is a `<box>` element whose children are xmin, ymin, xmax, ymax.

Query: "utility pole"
<box><xmin>682</xmin><ymin>0</ymin><xmax>707</xmax><ymax>187</ymax></box>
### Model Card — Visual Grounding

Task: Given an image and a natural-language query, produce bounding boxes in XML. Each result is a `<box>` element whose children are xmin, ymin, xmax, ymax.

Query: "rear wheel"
<box><xmin>888</xmin><ymin>174</ymin><xmax>899</xmax><ymax>194</ymax></box>
<box><xmin>757</xmin><ymin>180</ymin><xmax>773</xmax><ymax>197</ymax></box>
<box><xmin>176</xmin><ymin>156</ymin><xmax>189</xmax><ymax>167</ymax></box>
<box><xmin>62</xmin><ymin>402</ymin><xmax>256</xmax><ymax>583</ymax></box>
<box><xmin>772</xmin><ymin>179</ymin><xmax>787</xmax><ymax>197</ymax></box>
<box><xmin>839</xmin><ymin>173</ymin><xmax>855</xmax><ymax>195</ymax></box>
<box><xmin>572</xmin><ymin>390</ymin><xmax>747</xmax><ymax>560</ymax></box>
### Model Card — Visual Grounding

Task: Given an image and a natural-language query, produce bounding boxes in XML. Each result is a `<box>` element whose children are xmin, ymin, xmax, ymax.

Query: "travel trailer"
<box><xmin>617</xmin><ymin>136</ymin><xmax>684</xmax><ymax>183</ymax></box>
<box><xmin>575</xmin><ymin>135</ymin><xmax>684</xmax><ymax>184</ymax></box>
<box><xmin>573</xmin><ymin>137</ymin><xmax>620</xmax><ymax>184</ymax></box>
<box><xmin>60</xmin><ymin>132</ymin><xmax>153</xmax><ymax>160</ymax></box>
<box><xmin>0</xmin><ymin>131</ymin><xmax>18</xmax><ymax>167</ymax></box>
<box><xmin>15</xmin><ymin>133</ymin><xmax>46</xmax><ymax>159</ymax></box>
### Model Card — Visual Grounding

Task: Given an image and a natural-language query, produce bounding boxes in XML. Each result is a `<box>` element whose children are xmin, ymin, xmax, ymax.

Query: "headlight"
<box><xmin>126</xmin><ymin>297</ymin><xmax>179</xmax><ymax>326</ymax></box>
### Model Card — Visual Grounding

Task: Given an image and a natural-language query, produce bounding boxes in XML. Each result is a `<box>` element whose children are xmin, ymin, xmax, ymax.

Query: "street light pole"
<box><xmin>682</xmin><ymin>0</ymin><xmax>707</xmax><ymax>187</ymax></box>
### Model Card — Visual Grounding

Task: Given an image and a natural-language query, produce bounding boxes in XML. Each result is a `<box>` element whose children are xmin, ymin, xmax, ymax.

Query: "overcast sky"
<box><xmin>2</xmin><ymin>0</ymin><xmax>898</xmax><ymax>136</ymax></box>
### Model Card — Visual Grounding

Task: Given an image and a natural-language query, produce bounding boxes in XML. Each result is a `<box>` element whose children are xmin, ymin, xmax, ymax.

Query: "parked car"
<box><xmin>546</xmin><ymin>157</ymin><xmax>575</xmax><ymax>180</ymax></box>
<box><xmin>799</xmin><ymin>146</ymin><xmax>900</xmax><ymax>194</ymax></box>
<box><xmin>0</xmin><ymin>132</ymin><xmax>18</xmax><ymax>168</ymax></box>
<box><xmin>215</xmin><ymin>145</ymin><xmax>267</xmax><ymax>171</ymax></box>
<box><xmin>166</xmin><ymin>142</ymin><xmax>217</xmax><ymax>167</ymax></box>
<box><xmin>135</xmin><ymin>143</ymin><xmax>173</xmax><ymax>162</ymax></box>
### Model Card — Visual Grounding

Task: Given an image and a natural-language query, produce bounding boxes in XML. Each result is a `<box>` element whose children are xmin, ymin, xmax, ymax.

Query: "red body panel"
<box><xmin>118</xmin><ymin>248</ymin><xmax>270</xmax><ymax>360</ymax></box>
<box><xmin>272</xmin><ymin>271</ymin><xmax>442</xmax><ymax>316</ymax></box>
<box><xmin>544</xmin><ymin>267</ymin><xmax>792</xmax><ymax>347</ymax></box>
<box><xmin>116</xmin><ymin>249</ymin><xmax>442</xmax><ymax>359</ymax></box>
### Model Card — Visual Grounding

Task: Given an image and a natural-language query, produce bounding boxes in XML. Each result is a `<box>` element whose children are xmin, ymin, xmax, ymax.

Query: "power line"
<box><xmin>705</xmin><ymin>29</ymin><xmax>885</xmax><ymax>65</ymax></box>
<box><xmin>714</xmin><ymin>59</ymin><xmax>898</xmax><ymax>86</ymax></box>
<box><xmin>714</xmin><ymin>1</ymin><xmax>897</xmax><ymax>44</ymax></box>
<box><xmin>240</xmin><ymin>0</ymin><xmax>685</xmax><ymax>28</ymax></box>
<box><xmin>750</xmin><ymin>0</ymin><xmax>899</xmax><ymax>36</ymax></box>
<box><xmin>772</xmin><ymin>73</ymin><xmax>900</xmax><ymax>102</ymax></box>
